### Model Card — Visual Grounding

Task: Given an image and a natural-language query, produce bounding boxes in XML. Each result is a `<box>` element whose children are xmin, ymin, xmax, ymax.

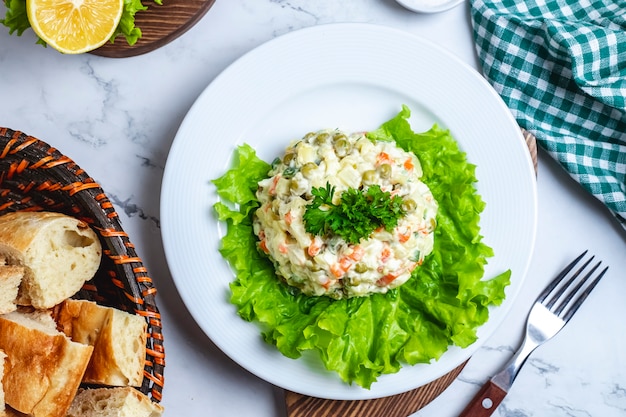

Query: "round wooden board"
<box><xmin>285</xmin><ymin>130</ymin><xmax>538</xmax><ymax>417</ymax></box>
<box><xmin>285</xmin><ymin>361</ymin><xmax>467</xmax><ymax>417</ymax></box>
<box><xmin>91</xmin><ymin>0</ymin><xmax>215</xmax><ymax>58</ymax></box>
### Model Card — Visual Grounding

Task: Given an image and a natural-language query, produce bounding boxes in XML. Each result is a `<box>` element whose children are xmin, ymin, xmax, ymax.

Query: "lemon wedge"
<box><xmin>26</xmin><ymin>0</ymin><xmax>124</xmax><ymax>54</ymax></box>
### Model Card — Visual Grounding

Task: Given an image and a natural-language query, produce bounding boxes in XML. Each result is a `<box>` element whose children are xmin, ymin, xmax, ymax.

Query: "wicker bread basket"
<box><xmin>0</xmin><ymin>127</ymin><xmax>165</xmax><ymax>402</ymax></box>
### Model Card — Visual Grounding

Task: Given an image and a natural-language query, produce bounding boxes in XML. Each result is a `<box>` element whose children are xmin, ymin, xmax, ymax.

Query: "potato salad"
<box><xmin>253</xmin><ymin>129</ymin><xmax>438</xmax><ymax>299</ymax></box>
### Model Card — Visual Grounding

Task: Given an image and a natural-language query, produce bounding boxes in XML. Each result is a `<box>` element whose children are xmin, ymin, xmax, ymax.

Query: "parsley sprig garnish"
<box><xmin>303</xmin><ymin>182</ymin><xmax>405</xmax><ymax>244</ymax></box>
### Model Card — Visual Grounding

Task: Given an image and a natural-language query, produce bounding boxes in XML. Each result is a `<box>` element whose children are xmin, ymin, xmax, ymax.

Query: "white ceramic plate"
<box><xmin>161</xmin><ymin>23</ymin><xmax>537</xmax><ymax>400</ymax></box>
<box><xmin>396</xmin><ymin>0</ymin><xmax>465</xmax><ymax>13</ymax></box>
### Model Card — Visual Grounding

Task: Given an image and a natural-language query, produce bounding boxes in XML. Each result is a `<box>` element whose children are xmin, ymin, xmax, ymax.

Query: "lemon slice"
<box><xmin>27</xmin><ymin>0</ymin><xmax>124</xmax><ymax>54</ymax></box>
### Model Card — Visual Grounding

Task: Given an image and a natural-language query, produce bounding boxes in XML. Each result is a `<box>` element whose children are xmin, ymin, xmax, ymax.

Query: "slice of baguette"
<box><xmin>0</xmin><ymin>265</ymin><xmax>23</xmax><ymax>315</ymax></box>
<box><xmin>0</xmin><ymin>310</ymin><xmax>94</xmax><ymax>417</ymax></box>
<box><xmin>56</xmin><ymin>300</ymin><xmax>147</xmax><ymax>387</ymax></box>
<box><xmin>0</xmin><ymin>211</ymin><xmax>102</xmax><ymax>309</ymax></box>
<box><xmin>66</xmin><ymin>387</ymin><xmax>163</xmax><ymax>417</ymax></box>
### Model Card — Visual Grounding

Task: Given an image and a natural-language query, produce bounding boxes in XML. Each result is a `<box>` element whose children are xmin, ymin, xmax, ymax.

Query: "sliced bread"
<box><xmin>0</xmin><ymin>211</ymin><xmax>102</xmax><ymax>309</ymax></box>
<box><xmin>0</xmin><ymin>265</ymin><xmax>23</xmax><ymax>314</ymax></box>
<box><xmin>56</xmin><ymin>299</ymin><xmax>147</xmax><ymax>387</ymax></box>
<box><xmin>66</xmin><ymin>387</ymin><xmax>163</xmax><ymax>417</ymax></box>
<box><xmin>0</xmin><ymin>310</ymin><xmax>94</xmax><ymax>417</ymax></box>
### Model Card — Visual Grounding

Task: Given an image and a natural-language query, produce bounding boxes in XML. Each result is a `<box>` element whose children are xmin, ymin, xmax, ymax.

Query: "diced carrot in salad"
<box><xmin>259</xmin><ymin>239</ymin><xmax>269</xmax><ymax>254</ymax></box>
<box><xmin>284</xmin><ymin>210</ymin><xmax>293</xmax><ymax>225</ymax></box>
<box><xmin>330</xmin><ymin>263</ymin><xmax>348</xmax><ymax>278</ymax></box>
<box><xmin>376</xmin><ymin>152</ymin><xmax>392</xmax><ymax>166</ymax></box>
<box><xmin>380</xmin><ymin>245</ymin><xmax>391</xmax><ymax>263</ymax></box>
<box><xmin>397</xmin><ymin>228</ymin><xmax>412</xmax><ymax>243</ymax></box>
<box><xmin>307</xmin><ymin>237</ymin><xmax>323</xmax><ymax>257</ymax></box>
<box><xmin>403</xmin><ymin>157</ymin><xmax>414</xmax><ymax>171</ymax></box>
<box><xmin>348</xmin><ymin>245</ymin><xmax>364</xmax><ymax>261</ymax></box>
<box><xmin>268</xmin><ymin>175</ymin><xmax>281</xmax><ymax>196</ymax></box>
<box><xmin>377</xmin><ymin>272</ymin><xmax>398</xmax><ymax>286</ymax></box>
<box><xmin>278</xmin><ymin>242</ymin><xmax>289</xmax><ymax>254</ymax></box>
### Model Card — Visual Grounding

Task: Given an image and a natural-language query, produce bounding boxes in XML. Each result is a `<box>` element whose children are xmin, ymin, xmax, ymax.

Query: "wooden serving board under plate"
<box><xmin>285</xmin><ymin>130</ymin><xmax>538</xmax><ymax>417</ymax></box>
<box><xmin>91</xmin><ymin>0</ymin><xmax>215</xmax><ymax>58</ymax></box>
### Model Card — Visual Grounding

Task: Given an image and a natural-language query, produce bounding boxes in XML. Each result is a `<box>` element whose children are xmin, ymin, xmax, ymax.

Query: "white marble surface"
<box><xmin>1</xmin><ymin>1</ymin><xmax>625</xmax><ymax>416</ymax></box>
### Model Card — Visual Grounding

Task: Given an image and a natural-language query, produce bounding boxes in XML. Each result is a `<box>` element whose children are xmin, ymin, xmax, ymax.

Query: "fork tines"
<box><xmin>538</xmin><ymin>250</ymin><xmax>609</xmax><ymax>322</ymax></box>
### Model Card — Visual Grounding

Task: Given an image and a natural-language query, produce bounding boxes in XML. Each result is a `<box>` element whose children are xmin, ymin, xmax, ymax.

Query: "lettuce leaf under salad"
<box><xmin>1</xmin><ymin>0</ymin><xmax>160</xmax><ymax>46</ymax></box>
<box><xmin>212</xmin><ymin>105</ymin><xmax>511</xmax><ymax>388</ymax></box>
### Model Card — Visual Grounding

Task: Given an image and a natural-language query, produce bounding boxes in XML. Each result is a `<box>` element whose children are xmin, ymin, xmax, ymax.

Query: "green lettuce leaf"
<box><xmin>110</xmin><ymin>0</ymin><xmax>151</xmax><ymax>46</ymax></box>
<box><xmin>211</xmin><ymin>143</ymin><xmax>272</xmax><ymax>223</ymax></box>
<box><xmin>1</xmin><ymin>0</ymin><xmax>29</xmax><ymax>36</ymax></box>
<box><xmin>213</xmin><ymin>106</ymin><xmax>511</xmax><ymax>388</ymax></box>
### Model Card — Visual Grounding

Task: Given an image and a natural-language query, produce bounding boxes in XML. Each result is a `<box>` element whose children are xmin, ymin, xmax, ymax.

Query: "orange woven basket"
<box><xmin>0</xmin><ymin>127</ymin><xmax>165</xmax><ymax>402</ymax></box>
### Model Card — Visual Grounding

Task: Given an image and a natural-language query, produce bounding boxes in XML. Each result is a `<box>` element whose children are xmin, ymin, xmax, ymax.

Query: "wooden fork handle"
<box><xmin>458</xmin><ymin>380</ymin><xmax>507</xmax><ymax>417</ymax></box>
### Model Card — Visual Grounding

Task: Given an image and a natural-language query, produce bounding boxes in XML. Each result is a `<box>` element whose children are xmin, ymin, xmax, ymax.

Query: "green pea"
<box><xmin>283</xmin><ymin>152</ymin><xmax>296</xmax><ymax>165</ymax></box>
<box><xmin>333</xmin><ymin>138</ymin><xmax>350</xmax><ymax>156</ymax></box>
<box><xmin>402</xmin><ymin>199</ymin><xmax>417</xmax><ymax>212</ymax></box>
<box><xmin>349</xmin><ymin>277</ymin><xmax>361</xmax><ymax>286</ymax></box>
<box><xmin>314</xmin><ymin>132</ymin><xmax>330</xmax><ymax>145</ymax></box>
<box><xmin>301</xmin><ymin>162</ymin><xmax>317</xmax><ymax>178</ymax></box>
<box><xmin>333</xmin><ymin>133</ymin><xmax>348</xmax><ymax>142</ymax></box>
<box><xmin>303</xmin><ymin>132</ymin><xmax>316</xmax><ymax>141</ymax></box>
<box><xmin>355</xmin><ymin>263</ymin><xmax>368</xmax><ymax>273</ymax></box>
<box><xmin>378</xmin><ymin>163</ymin><xmax>392</xmax><ymax>179</ymax></box>
<box><xmin>362</xmin><ymin>170</ymin><xmax>377</xmax><ymax>183</ymax></box>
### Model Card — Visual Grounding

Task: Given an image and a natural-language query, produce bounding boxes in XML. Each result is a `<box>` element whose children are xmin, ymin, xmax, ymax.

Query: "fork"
<box><xmin>458</xmin><ymin>250</ymin><xmax>609</xmax><ymax>417</ymax></box>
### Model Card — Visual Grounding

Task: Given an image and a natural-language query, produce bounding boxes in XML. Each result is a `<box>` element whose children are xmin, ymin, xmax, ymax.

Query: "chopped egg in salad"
<box><xmin>253</xmin><ymin>129</ymin><xmax>438</xmax><ymax>299</ymax></box>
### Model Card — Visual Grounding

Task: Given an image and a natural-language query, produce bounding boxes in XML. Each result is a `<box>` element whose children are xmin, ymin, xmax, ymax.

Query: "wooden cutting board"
<box><xmin>91</xmin><ymin>0</ymin><xmax>215</xmax><ymax>58</ymax></box>
<box><xmin>285</xmin><ymin>362</ymin><xmax>467</xmax><ymax>417</ymax></box>
<box><xmin>285</xmin><ymin>130</ymin><xmax>538</xmax><ymax>417</ymax></box>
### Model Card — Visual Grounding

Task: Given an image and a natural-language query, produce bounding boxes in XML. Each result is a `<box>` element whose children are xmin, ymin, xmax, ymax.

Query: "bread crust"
<box><xmin>0</xmin><ymin>211</ymin><xmax>102</xmax><ymax>309</ymax></box>
<box><xmin>0</xmin><ymin>312</ymin><xmax>93</xmax><ymax>417</ymax></box>
<box><xmin>56</xmin><ymin>300</ymin><xmax>147</xmax><ymax>387</ymax></box>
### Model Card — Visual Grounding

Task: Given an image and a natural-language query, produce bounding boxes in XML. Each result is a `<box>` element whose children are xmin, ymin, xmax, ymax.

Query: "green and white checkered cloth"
<box><xmin>470</xmin><ymin>0</ymin><xmax>626</xmax><ymax>230</ymax></box>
